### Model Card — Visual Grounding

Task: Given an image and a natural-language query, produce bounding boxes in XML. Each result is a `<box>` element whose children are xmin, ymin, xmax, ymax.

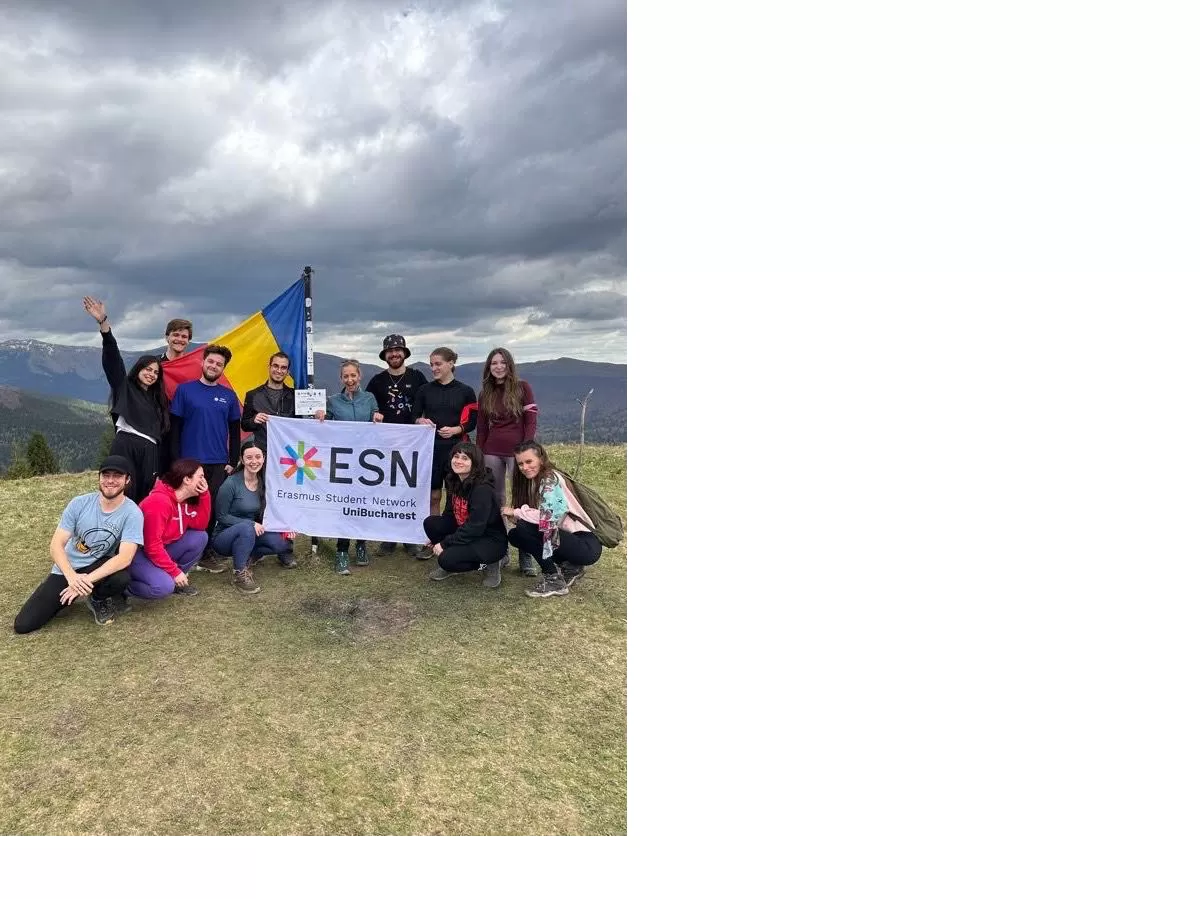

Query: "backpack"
<box><xmin>559</xmin><ymin>471</ymin><xmax>624</xmax><ymax>548</ymax></box>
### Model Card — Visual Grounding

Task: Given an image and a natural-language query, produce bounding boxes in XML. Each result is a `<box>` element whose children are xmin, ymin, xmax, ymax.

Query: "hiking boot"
<box><xmin>378</xmin><ymin>542</ymin><xmax>397</xmax><ymax>556</ymax></box>
<box><xmin>231</xmin><ymin>568</ymin><xmax>261</xmax><ymax>595</ymax></box>
<box><xmin>278</xmin><ymin>552</ymin><xmax>298</xmax><ymax>569</ymax></box>
<box><xmin>525</xmin><ymin>570</ymin><xmax>568</xmax><ymax>598</ymax></box>
<box><xmin>499</xmin><ymin>553</ymin><xmax>510</xmax><ymax>568</ymax></box>
<box><xmin>194</xmin><ymin>552</ymin><xmax>227</xmax><ymax>574</ymax></box>
<box><xmin>560</xmin><ymin>563</ymin><xmax>585</xmax><ymax>588</ymax></box>
<box><xmin>334</xmin><ymin>551</ymin><xmax>351</xmax><ymax>575</ymax></box>
<box><xmin>87</xmin><ymin>594</ymin><xmax>115</xmax><ymax>625</ymax></box>
<box><xmin>354</xmin><ymin>543</ymin><xmax>370</xmax><ymax>566</ymax></box>
<box><xmin>404</xmin><ymin>543</ymin><xmax>421</xmax><ymax>558</ymax></box>
<box><xmin>414</xmin><ymin>544</ymin><xmax>434</xmax><ymax>561</ymax></box>
<box><xmin>173</xmin><ymin>582</ymin><xmax>200</xmax><ymax>597</ymax></box>
<box><xmin>518</xmin><ymin>551</ymin><xmax>540</xmax><ymax>577</ymax></box>
<box><xmin>428</xmin><ymin>564</ymin><xmax>460</xmax><ymax>581</ymax></box>
<box><xmin>482</xmin><ymin>561</ymin><xmax>502</xmax><ymax>589</ymax></box>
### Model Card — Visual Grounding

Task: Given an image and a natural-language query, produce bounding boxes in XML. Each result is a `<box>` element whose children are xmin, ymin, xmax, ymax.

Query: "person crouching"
<box><xmin>421</xmin><ymin>442</ymin><xmax>507</xmax><ymax>588</ymax></box>
<box><xmin>126</xmin><ymin>458</ymin><xmax>212</xmax><ymax>600</ymax></box>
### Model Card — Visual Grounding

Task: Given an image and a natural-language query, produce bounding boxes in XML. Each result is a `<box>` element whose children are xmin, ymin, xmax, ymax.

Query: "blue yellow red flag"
<box><xmin>160</xmin><ymin>279</ymin><xmax>308</xmax><ymax>402</ymax></box>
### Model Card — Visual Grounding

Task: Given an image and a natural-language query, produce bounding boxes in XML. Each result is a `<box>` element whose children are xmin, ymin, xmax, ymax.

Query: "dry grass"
<box><xmin>0</xmin><ymin>443</ymin><xmax>627</xmax><ymax>835</ymax></box>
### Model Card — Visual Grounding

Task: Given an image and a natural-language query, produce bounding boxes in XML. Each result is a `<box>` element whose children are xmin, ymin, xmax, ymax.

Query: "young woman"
<box><xmin>477</xmin><ymin>347</ymin><xmax>539</xmax><ymax>575</ymax></box>
<box><xmin>315</xmin><ymin>359</ymin><xmax>383</xmax><ymax>573</ymax></box>
<box><xmin>127</xmin><ymin>458</ymin><xmax>211</xmax><ymax>600</ymax></box>
<box><xmin>413</xmin><ymin>347</ymin><xmax>477</xmax><ymax>559</ymax></box>
<box><xmin>502</xmin><ymin>441</ymin><xmax>603</xmax><ymax>598</ymax></box>
<box><xmin>212</xmin><ymin>441</ymin><xmax>298</xmax><ymax>594</ymax></box>
<box><xmin>422</xmin><ymin>442</ymin><xmax>507</xmax><ymax>588</ymax></box>
<box><xmin>84</xmin><ymin>295</ymin><xmax>171</xmax><ymax>504</ymax></box>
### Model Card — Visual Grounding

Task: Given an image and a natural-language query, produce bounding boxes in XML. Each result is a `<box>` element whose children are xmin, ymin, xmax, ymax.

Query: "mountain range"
<box><xmin>0</xmin><ymin>339</ymin><xmax>626</xmax><ymax>472</ymax></box>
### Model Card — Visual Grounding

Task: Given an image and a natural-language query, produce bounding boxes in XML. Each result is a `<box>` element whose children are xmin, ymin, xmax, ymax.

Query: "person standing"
<box><xmin>241</xmin><ymin>351</ymin><xmax>297</xmax><ymax>458</ymax></box>
<box><xmin>169</xmin><ymin>345</ymin><xmax>241</xmax><ymax>574</ymax></box>
<box><xmin>477</xmin><ymin>347</ymin><xmax>539</xmax><ymax>575</ymax></box>
<box><xmin>365</xmin><ymin>334</ymin><xmax>428</xmax><ymax>557</ymax></box>
<box><xmin>13</xmin><ymin>456</ymin><xmax>144</xmax><ymax>632</ymax></box>
<box><xmin>82</xmin><ymin>296</ymin><xmax>171</xmax><ymax>504</ymax></box>
<box><xmin>314</xmin><ymin>359</ymin><xmax>383</xmax><ymax>574</ymax></box>
<box><xmin>413</xmin><ymin>347</ymin><xmax>477</xmax><ymax>560</ymax></box>
<box><xmin>155</xmin><ymin>316</ymin><xmax>194</xmax><ymax>475</ymax></box>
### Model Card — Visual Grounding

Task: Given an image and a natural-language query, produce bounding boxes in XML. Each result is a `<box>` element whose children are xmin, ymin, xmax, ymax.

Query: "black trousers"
<box><xmin>202</xmin><ymin>463</ymin><xmax>230</xmax><ymax>544</ymax></box>
<box><xmin>507</xmin><ymin>520</ymin><xmax>603</xmax><ymax>574</ymax></box>
<box><xmin>423</xmin><ymin>514</ymin><xmax>506</xmax><ymax>572</ymax></box>
<box><xmin>14</xmin><ymin>559</ymin><xmax>131</xmax><ymax>634</ymax></box>
<box><xmin>111</xmin><ymin>431</ymin><xmax>159</xmax><ymax>505</ymax></box>
<box><xmin>335</xmin><ymin>538</ymin><xmax>367</xmax><ymax>552</ymax></box>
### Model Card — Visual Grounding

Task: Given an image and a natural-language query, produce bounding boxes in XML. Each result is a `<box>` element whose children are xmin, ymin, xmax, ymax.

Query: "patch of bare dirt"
<box><xmin>297</xmin><ymin>594</ymin><xmax>417</xmax><ymax>640</ymax></box>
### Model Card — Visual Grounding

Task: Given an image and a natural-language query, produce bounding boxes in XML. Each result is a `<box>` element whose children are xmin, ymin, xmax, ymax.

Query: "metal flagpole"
<box><xmin>303</xmin><ymin>265</ymin><xmax>321</xmax><ymax>555</ymax></box>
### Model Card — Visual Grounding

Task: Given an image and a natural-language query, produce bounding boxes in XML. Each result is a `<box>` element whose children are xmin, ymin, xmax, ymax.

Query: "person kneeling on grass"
<box><xmin>126</xmin><ymin>458</ymin><xmax>212</xmax><ymax>600</ymax></box>
<box><xmin>501</xmin><ymin>440</ymin><xmax>603</xmax><ymax>599</ymax></box>
<box><xmin>211</xmin><ymin>441</ymin><xmax>298</xmax><ymax>595</ymax></box>
<box><xmin>422</xmin><ymin>442</ymin><xmax>507</xmax><ymax>588</ymax></box>
<box><xmin>13</xmin><ymin>455</ymin><xmax>144</xmax><ymax>632</ymax></box>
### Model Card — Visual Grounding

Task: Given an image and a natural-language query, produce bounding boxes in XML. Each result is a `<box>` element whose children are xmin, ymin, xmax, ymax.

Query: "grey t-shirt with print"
<box><xmin>50</xmin><ymin>493</ymin><xmax>144</xmax><ymax>575</ymax></box>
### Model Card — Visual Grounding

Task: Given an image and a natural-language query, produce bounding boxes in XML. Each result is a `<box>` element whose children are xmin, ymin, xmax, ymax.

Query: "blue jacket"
<box><xmin>326</xmin><ymin>388</ymin><xmax>378</xmax><ymax>422</ymax></box>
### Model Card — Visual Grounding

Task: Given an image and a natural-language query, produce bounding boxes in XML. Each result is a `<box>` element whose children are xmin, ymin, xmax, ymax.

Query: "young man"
<box><xmin>169</xmin><ymin>345</ymin><xmax>242</xmax><ymax>573</ymax></box>
<box><xmin>156</xmin><ymin>316</ymin><xmax>194</xmax><ymax>475</ymax></box>
<box><xmin>13</xmin><ymin>456</ymin><xmax>145</xmax><ymax>632</ymax></box>
<box><xmin>241</xmin><ymin>351</ymin><xmax>297</xmax><ymax>458</ymax></box>
<box><xmin>365</xmin><ymin>334</ymin><xmax>428</xmax><ymax>556</ymax></box>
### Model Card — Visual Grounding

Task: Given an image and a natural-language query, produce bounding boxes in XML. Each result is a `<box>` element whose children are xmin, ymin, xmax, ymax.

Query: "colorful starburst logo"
<box><xmin>279</xmin><ymin>441</ymin><xmax>323</xmax><ymax>484</ymax></box>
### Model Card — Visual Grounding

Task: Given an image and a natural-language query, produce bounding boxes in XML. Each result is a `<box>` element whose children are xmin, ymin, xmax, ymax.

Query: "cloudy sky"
<box><xmin>0</xmin><ymin>0</ymin><xmax>626</xmax><ymax>364</ymax></box>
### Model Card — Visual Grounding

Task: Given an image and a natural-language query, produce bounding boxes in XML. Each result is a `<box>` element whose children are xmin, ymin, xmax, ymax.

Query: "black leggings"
<box><xmin>111</xmin><ymin>431</ymin><xmax>159</xmax><ymax>505</ymax></box>
<box><xmin>423</xmin><ymin>514</ymin><xmax>506</xmax><ymax>572</ymax></box>
<box><xmin>14</xmin><ymin>559</ymin><xmax>131</xmax><ymax>634</ymax></box>
<box><xmin>507</xmin><ymin>520</ymin><xmax>602</xmax><ymax>574</ymax></box>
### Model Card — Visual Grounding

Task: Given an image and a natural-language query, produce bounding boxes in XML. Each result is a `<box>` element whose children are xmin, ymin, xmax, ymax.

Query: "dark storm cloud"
<box><xmin>0</xmin><ymin>0</ymin><xmax>626</xmax><ymax>362</ymax></box>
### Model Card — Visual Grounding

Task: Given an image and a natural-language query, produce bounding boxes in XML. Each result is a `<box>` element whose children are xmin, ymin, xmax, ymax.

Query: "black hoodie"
<box><xmin>101</xmin><ymin>330</ymin><xmax>166</xmax><ymax>440</ymax></box>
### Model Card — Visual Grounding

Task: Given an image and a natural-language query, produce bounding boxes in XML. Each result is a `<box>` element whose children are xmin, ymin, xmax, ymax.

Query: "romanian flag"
<box><xmin>160</xmin><ymin>279</ymin><xmax>308</xmax><ymax>402</ymax></box>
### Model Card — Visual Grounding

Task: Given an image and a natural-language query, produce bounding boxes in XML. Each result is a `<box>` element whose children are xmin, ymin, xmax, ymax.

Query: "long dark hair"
<box><xmin>443</xmin><ymin>441</ymin><xmax>492</xmax><ymax>498</ymax></box>
<box><xmin>511</xmin><ymin>440</ymin><xmax>556</xmax><ymax>509</ymax></box>
<box><xmin>479</xmin><ymin>347</ymin><xmax>524</xmax><ymax>421</ymax></box>
<box><xmin>127</xmin><ymin>354</ymin><xmax>170</xmax><ymax>434</ymax></box>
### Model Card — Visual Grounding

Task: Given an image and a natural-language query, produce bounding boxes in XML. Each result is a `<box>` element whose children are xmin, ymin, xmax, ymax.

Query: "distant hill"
<box><xmin>0</xmin><ymin>386</ymin><xmax>109</xmax><ymax>473</ymax></box>
<box><xmin>0</xmin><ymin>339</ymin><xmax>626</xmax><ymax>447</ymax></box>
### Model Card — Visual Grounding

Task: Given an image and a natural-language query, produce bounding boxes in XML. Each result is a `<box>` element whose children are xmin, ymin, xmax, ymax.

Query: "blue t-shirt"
<box><xmin>51</xmin><ymin>493</ymin><xmax>144</xmax><ymax>575</ymax></box>
<box><xmin>170</xmin><ymin>380</ymin><xmax>242</xmax><ymax>464</ymax></box>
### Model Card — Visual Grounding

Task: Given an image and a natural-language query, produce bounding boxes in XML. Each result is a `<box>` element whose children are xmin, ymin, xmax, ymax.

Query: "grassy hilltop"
<box><xmin>0</xmin><ymin>444</ymin><xmax>627</xmax><ymax>835</ymax></box>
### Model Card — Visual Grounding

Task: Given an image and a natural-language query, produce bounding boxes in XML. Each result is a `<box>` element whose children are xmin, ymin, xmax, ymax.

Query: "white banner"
<box><xmin>263</xmin><ymin>417</ymin><xmax>435</xmax><ymax>543</ymax></box>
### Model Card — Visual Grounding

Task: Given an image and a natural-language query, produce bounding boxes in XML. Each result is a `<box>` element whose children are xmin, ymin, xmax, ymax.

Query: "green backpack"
<box><xmin>560</xmin><ymin>471</ymin><xmax>624</xmax><ymax>548</ymax></box>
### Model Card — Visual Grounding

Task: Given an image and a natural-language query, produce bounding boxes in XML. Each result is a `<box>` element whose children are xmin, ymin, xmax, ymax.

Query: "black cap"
<box><xmin>98</xmin><ymin>454</ymin><xmax>133</xmax><ymax>477</ymax></box>
<box><xmin>379</xmin><ymin>334</ymin><xmax>410</xmax><ymax>361</ymax></box>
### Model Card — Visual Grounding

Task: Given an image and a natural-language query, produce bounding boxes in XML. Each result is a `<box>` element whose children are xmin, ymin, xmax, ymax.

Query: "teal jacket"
<box><xmin>326</xmin><ymin>388</ymin><xmax>378</xmax><ymax>422</ymax></box>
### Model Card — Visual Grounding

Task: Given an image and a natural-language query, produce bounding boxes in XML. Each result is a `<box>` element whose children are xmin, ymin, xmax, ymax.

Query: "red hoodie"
<box><xmin>138</xmin><ymin>479</ymin><xmax>212</xmax><ymax>578</ymax></box>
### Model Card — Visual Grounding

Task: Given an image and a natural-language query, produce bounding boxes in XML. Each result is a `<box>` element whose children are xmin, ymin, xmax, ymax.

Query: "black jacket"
<box><xmin>101</xmin><ymin>330</ymin><xmax>166</xmax><ymax>439</ymax></box>
<box><xmin>241</xmin><ymin>382</ymin><xmax>296</xmax><ymax>453</ymax></box>
<box><xmin>439</xmin><ymin>479</ymin><xmax>507</xmax><ymax>548</ymax></box>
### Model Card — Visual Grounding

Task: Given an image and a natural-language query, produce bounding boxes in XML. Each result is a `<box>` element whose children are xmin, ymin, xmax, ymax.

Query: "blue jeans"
<box><xmin>212</xmin><ymin>520</ymin><xmax>292</xmax><ymax>571</ymax></box>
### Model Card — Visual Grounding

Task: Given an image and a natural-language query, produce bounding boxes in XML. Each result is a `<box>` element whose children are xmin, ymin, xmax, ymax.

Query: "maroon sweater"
<box><xmin>477</xmin><ymin>380</ymin><xmax>537</xmax><ymax>457</ymax></box>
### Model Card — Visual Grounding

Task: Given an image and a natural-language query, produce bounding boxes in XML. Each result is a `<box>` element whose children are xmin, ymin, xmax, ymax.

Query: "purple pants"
<box><xmin>127</xmin><ymin>529</ymin><xmax>208</xmax><ymax>599</ymax></box>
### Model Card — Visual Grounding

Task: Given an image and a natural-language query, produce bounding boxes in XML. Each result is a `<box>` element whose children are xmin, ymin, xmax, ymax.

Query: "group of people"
<box><xmin>12</xmin><ymin>297</ymin><xmax>607</xmax><ymax>634</ymax></box>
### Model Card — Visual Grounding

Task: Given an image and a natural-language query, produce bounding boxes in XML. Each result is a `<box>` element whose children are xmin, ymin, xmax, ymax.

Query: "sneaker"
<box><xmin>404</xmin><ymin>543</ymin><xmax>422</xmax><ymax>558</ymax></box>
<box><xmin>173</xmin><ymin>583</ymin><xmax>200</xmax><ymax>597</ymax></box>
<box><xmin>559</xmin><ymin>563</ymin><xmax>585</xmax><ymax>588</ymax></box>
<box><xmin>278</xmin><ymin>552</ymin><xmax>298</xmax><ymax>569</ymax></box>
<box><xmin>499</xmin><ymin>553</ymin><xmax>510</xmax><ymax>568</ymax></box>
<box><xmin>414</xmin><ymin>545</ymin><xmax>434</xmax><ymax>561</ymax></box>
<box><xmin>525</xmin><ymin>571</ymin><xmax>569</xmax><ymax>598</ymax></box>
<box><xmin>378</xmin><ymin>542</ymin><xmax>397</xmax><ymax>556</ymax></box>
<box><xmin>86</xmin><ymin>594</ymin><xmax>115</xmax><ymax>625</ymax></box>
<box><xmin>519</xmin><ymin>551</ymin><xmax>540</xmax><ymax>577</ymax></box>
<box><xmin>231</xmin><ymin>567</ymin><xmax>261</xmax><ymax>595</ymax></box>
<box><xmin>482</xmin><ymin>561</ymin><xmax>502</xmax><ymax>589</ymax></box>
<box><xmin>194</xmin><ymin>552</ymin><xmax>228</xmax><ymax>574</ymax></box>
<box><xmin>113</xmin><ymin>592</ymin><xmax>132</xmax><ymax>614</ymax></box>
<box><xmin>428</xmin><ymin>564</ymin><xmax>460</xmax><ymax>581</ymax></box>
<box><xmin>355</xmin><ymin>543</ymin><xmax>370</xmax><ymax>566</ymax></box>
<box><xmin>334</xmin><ymin>551</ymin><xmax>351</xmax><ymax>575</ymax></box>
